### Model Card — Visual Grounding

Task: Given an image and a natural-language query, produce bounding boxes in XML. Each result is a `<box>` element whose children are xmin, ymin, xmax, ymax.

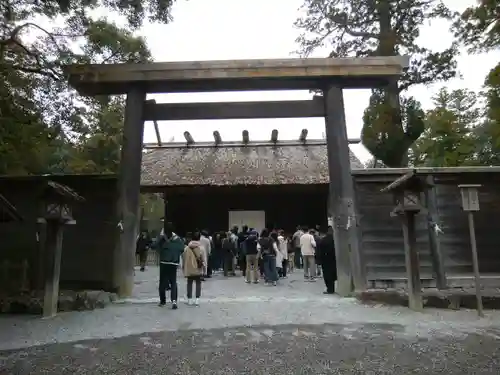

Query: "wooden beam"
<box><xmin>146</xmin><ymin>99</ymin><xmax>162</xmax><ymax>146</ymax></box>
<box><xmin>115</xmin><ymin>87</ymin><xmax>146</xmax><ymax>298</ymax></box>
<box><xmin>163</xmin><ymin>192</ymin><xmax>168</xmax><ymax>233</ymax></box>
<box><xmin>143</xmin><ymin>138</ymin><xmax>362</xmax><ymax>149</ymax></box>
<box><xmin>153</xmin><ymin>120</ymin><xmax>162</xmax><ymax>146</ymax></box>
<box><xmin>380</xmin><ymin>170</ymin><xmax>417</xmax><ymax>192</ymax></box>
<box><xmin>65</xmin><ymin>56</ymin><xmax>410</xmax><ymax>95</ymax></box>
<box><xmin>271</xmin><ymin>129</ymin><xmax>278</xmax><ymax>143</ymax></box>
<box><xmin>242</xmin><ymin>130</ymin><xmax>249</xmax><ymax>144</ymax></box>
<box><xmin>324</xmin><ymin>85</ymin><xmax>365</xmax><ymax>296</ymax></box>
<box><xmin>184</xmin><ymin>131</ymin><xmax>194</xmax><ymax>144</ymax></box>
<box><xmin>299</xmin><ymin>129</ymin><xmax>308</xmax><ymax>142</ymax></box>
<box><xmin>213</xmin><ymin>130</ymin><xmax>222</xmax><ymax>145</ymax></box>
<box><xmin>143</xmin><ymin>99</ymin><xmax>325</xmax><ymax>121</ymax></box>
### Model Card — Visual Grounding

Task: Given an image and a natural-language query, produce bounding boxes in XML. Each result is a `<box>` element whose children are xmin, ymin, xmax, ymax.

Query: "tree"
<box><xmin>0</xmin><ymin>0</ymin><xmax>175</xmax><ymax>175</ymax></box>
<box><xmin>453</xmin><ymin>0</ymin><xmax>499</xmax><ymax>53</ymax></box>
<box><xmin>295</xmin><ymin>0</ymin><xmax>459</xmax><ymax>166</ymax></box>
<box><xmin>362</xmin><ymin>91</ymin><xmax>425</xmax><ymax>167</ymax></box>
<box><xmin>409</xmin><ymin>88</ymin><xmax>480</xmax><ymax>167</ymax></box>
<box><xmin>66</xmin><ymin>96</ymin><xmax>127</xmax><ymax>173</ymax></box>
<box><xmin>0</xmin><ymin>70</ymin><xmax>53</xmax><ymax>174</ymax></box>
<box><xmin>453</xmin><ymin>0</ymin><xmax>500</xmax><ymax>166</ymax></box>
<box><xmin>475</xmin><ymin>64</ymin><xmax>500</xmax><ymax>165</ymax></box>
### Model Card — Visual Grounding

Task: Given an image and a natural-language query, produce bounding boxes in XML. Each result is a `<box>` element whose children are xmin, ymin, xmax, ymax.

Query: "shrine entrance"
<box><xmin>64</xmin><ymin>56</ymin><xmax>409</xmax><ymax>298</ymax></box>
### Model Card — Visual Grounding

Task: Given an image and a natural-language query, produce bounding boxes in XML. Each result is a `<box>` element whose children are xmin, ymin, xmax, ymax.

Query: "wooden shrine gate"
<box><xmin>64</xmin><ymin>56</ymin><xmax>409</xmax><ymax>297</ymax></box>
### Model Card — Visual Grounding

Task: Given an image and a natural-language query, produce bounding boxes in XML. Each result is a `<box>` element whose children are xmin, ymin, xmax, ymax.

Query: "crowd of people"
<box><xmin>136</xmin><ymin>223</ymin><xmax>338</xmax><ymax>310</ymax></box>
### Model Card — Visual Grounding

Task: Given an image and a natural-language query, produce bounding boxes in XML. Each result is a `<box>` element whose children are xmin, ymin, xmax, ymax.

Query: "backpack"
<box><xmin>259</xmin><ymin>237</ymin><xmax>273</xmax><ymax>256</ymax></box>
<box><xmin>245</xmin><ymin>236</ymin><xmax>258</xmax><ymax>255</ymax></box>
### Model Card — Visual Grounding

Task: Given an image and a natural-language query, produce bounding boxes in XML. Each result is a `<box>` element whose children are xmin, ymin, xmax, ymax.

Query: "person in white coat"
<box><xmin>300</xmin><ymin>228</ymin><xmax>317</xmax><ymax>281</ymax></box>
<box><xmin>199</xmin><ymin>230</ymin><xmax>211</xmax><ymax>278</ymax></box>
<box><xmin>277</xmin><ymin>230</ymin><xmax>288</xmax><ymax>278</ymax></box>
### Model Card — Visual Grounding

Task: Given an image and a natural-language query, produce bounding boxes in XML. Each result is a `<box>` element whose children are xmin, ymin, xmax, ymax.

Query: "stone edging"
<box><xmin>0</xmin><ymin>290</ymin><xmax>118</xmax><ymax>314</ymax></box>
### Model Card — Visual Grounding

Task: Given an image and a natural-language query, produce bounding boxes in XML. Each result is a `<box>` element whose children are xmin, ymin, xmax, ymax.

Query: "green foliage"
<box><xmin>295</xmin><ymin>0</ymin><xmax>458</xmax><ymax>87</ymax></box>
<box><xmin>66</xmin><ymin>96</ymin><xmax>127</xmax><ymax>173</ymax></box>
<box><xmin>474</xmin><ymin>63</ymin><xmax>500</xmax><ymax>165</ymax></box>
<box><xmin>450</xmin><ymin>0</ymin><xmax>500</xmax><ymax>166</ymax></box>
<box><xmin>362</xmin><ymin>91</ymin><xmax>425</xmax><ymax>167</ymax></box>
<box><xmin>295</xmin><ymin>0</ymin><xmax>459</xmax><ymax>166</ymax></box>
<box><xmin>409</xmin><ymin>88</ymin><xmax>481</xmax><ymax>167</ymax></box>
<box><xmin>140</xmin><ymin>193</ymin><xmax>165</xmax><ymax>233</ymax></box>
<box><xmin>453</xmin><ymin>0</ymin><xmax>500</xmax><ymax>53</ymax></box>
<box><xmin>0</xmin><ymin>0</ymin><xmax>174</xmax><ymax>175</ymax></box>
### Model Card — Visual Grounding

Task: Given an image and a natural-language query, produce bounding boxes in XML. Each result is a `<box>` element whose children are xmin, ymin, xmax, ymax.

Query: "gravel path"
<box><xmin>1</xmin><ymin>322</ymin><xmax>499</xmax><ymax>374</ymax></box>
<box><xmin>1</xmin><ymin>267</ymin><xmax>500</xmax><ymax>373</ymax></box>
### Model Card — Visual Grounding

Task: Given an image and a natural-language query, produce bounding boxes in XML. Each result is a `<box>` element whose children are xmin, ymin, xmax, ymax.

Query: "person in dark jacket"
<box><xmin>318</xmin><ymin>226</ymin><xmax>337</xmax><ymax>294</ymax></box>
<box><xmin>313</xmin><ymin>228</ymin><xmax>323</xmax><ymax>277</ymax></box>
<box><xmin>212</xmin><ymin>232</ymin><xmax>223</xmax><ymax>271</ymax></box>
<box><xmin>153</xmin><ymin>222</ymin><xmax>185</xmax><ymax>309</ymax></box>
<box><xmin>258</xmin><ymin>229</ymin><xmax>279</xmax><ymax>285</ymax></box>
<box><xmin>244</xmin><ymin>229</ymin><xmax>259</xmax><ymax>283</ymax></box>
<box><xmin>136</xmin><ymin>230</ymin><xmax>151</xmax><ymax>272</ymax></box>
<box><xmin>222</xmin><ymin>231</ymin><xmax>236</xmax><ymax>276</ymax></box>
<box><xmin>237</xmin><ymin>225</ymin><xmax>248</xmax><ymax>276</ymax></box>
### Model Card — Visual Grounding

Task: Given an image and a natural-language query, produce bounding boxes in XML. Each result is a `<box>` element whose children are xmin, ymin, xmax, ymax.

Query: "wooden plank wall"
<box><xmin>435</xmin><ymin>182</ymin><xmax>500</xmax><ymax>275</ymax></box>
<box><xmin>0</xmin><ymin>176</ymin><xmax>119</xmax><ymax>293</ymax></box>
<box><xmin>355</xmin><ymin>180</ymin><xmax>432</xmax><ymax>279</ymax></box>
<box><xmin>354</xmin><ymin>171</ymin><xmax>500</xmax><ymax>281</ymax></box>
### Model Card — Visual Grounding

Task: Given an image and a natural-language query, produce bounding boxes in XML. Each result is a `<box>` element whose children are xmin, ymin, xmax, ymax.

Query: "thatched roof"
<box><xmin>141</xmin><ymin>142</ymin><xmax>364</xmax><ymax>187</ymax></box>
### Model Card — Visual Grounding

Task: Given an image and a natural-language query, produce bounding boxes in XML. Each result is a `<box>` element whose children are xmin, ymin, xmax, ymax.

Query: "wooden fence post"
<box><xmin>402</xmin><ymin>212</ymin><xmax>423</xmax><ymax>311</ymax></box>
<box><xmin>43</xmin><ymin>220</ymin><xmax>64</xmax><ymax>318</ymax></box>
<box><xmin>424</xmin><ymin>175</ymin><xmax>447</xmax><ymax>289</ymax></box>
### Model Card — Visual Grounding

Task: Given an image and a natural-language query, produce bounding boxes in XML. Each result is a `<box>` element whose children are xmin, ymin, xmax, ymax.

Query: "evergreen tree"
<box><xmin>410</xmin><ymin>88</ymin><xmax>480</xmax><ymax>167</ymax></box>
<box><xmin>453</xmin><ymin>0</ymin><xmax>500</xmax><ymax>166</ymax></box>
<box><xmin>295</xmin><ymin>0</ymin><xmax>459</xmax><ymax>166</ymax></box>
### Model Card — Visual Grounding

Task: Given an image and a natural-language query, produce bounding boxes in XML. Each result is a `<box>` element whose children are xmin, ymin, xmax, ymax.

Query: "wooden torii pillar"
<box><xmin>114</xmin><ymin>88</ymin><xmax>146</xmax><ymax>297</ymax></box>
<box><xmin>323</xmin><ymin>86</ymin><xmax>364</xmax><ymax>296</ymax></box>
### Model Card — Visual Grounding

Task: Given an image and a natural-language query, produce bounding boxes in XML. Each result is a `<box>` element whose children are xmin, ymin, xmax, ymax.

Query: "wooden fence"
<box><xmin>353</xmin><ymin>167</ymin><xmax>500</xmax><ymax>285</ymax></box>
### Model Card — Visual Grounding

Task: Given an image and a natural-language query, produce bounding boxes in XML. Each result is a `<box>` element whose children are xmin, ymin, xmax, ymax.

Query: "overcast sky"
<box><xmin>139</xmin><ymin>0</ymin><xmax>500</xmax><ymax>162</ymax></box>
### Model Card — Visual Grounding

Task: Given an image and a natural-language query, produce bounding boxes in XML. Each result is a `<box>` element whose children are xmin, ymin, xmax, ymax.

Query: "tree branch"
<box><xmin>1</xmin><ymin>22</ymin><xmax>64</xmax><ymax>55</ymax></box>
<box><xmin>328</xmin><ymin>12</ymin><xmax>379</xmax><ymax>39</ymax></box>
<box><xmin>7</xmin><ymin>39</ymin><xmax>63</xmax><ymax>81</ymax></box>
<box><xmin>11</xmin><ymin>65</ymin><xmax>61</xmax><ymax>81</ymax></box>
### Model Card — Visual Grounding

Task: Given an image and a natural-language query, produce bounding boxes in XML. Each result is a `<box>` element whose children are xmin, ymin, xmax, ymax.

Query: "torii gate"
<box><xmin>64</xmin><ymin>56</ymin><xmax>409</xmax><ymax>298</ymax></box>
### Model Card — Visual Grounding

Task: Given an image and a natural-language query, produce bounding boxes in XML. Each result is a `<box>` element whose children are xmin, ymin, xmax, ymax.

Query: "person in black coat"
<box><xmin>318</xmin><ymin>226</ymin><xmax>337</xmax><ymax>294</ymax></box>
<box><xmin>313</xmin><ymin>227</ymin><xmax>322</xmax><ymax>277</ymax></box>
<box><xmin>136</xmin><ymin>230</ymin><xmax>152</xmax><ymax>272</ymax></box>
<box><xmin>237</xmin><ymin>225</ymin><xmax>248</xmax><ymax>277</ymax></box>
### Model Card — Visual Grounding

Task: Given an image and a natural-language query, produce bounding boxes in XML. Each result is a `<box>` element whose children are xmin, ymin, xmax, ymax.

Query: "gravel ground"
<box><xmin>1</xmin><ymin>322</ymin><xmax>499</xmax><ymax>374</ymax></box>
<box><xmin>1</xmin><ymin>268</ymin><xmax>500</xmax><ymax>374</ymax></box>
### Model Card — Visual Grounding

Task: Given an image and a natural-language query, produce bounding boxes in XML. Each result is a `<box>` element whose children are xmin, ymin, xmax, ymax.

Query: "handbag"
<box><xmin>189</xmin><ymin>246</ymin><xmax>203</xmax><ymax>269</ymax></box>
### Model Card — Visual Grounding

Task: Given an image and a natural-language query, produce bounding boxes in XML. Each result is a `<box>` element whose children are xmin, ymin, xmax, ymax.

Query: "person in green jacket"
<box><xmin>153</xmin><ymin>222</ymin><xmax>185</xmax><ymax>309</ymax></box>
